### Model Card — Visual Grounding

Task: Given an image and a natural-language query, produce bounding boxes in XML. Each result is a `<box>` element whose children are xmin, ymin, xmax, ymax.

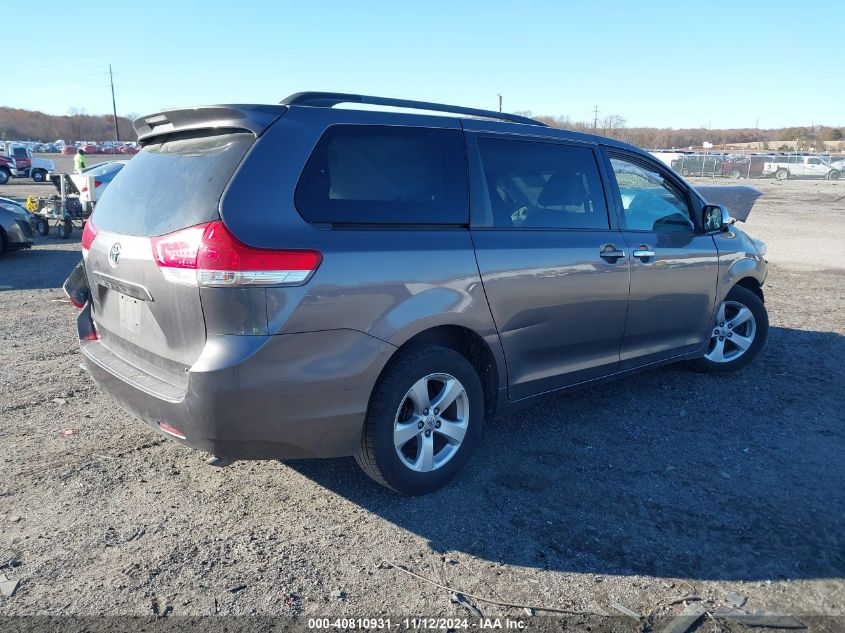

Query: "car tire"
<box><xmin>829</xmin><ymin>170</ymin><xmax>840</xmax><ymax>181</ymax></box>
<box><xmin>355</xmin><ymin>344</ymin><xmax>485</xmax><ymax>495</ymax></box>
<box><xmin>689</xmin><ymin>285</ymin><xmax>768</xmax><ymax>373</ymax></box>
<box><xmin>0</xmin><ymin>169</ymin><xmax>9</xmax><ymax>185</ymax></box>
<box><xmin>35</xmin><ymin>218</ymin><xmax>49</xmax><ymax>236</ymax></box>
<box><xmin>680</xmin><ymin>168</ymin><xmax>690</xmax><ymax>177</ymax></box>
<box><xmin>60</xmin><ymin>219</ymin><xmax>73</xmax><ymax>239</ymax></box>
<box><xmin>31</xmin><ymin>169</ymin><xmax>46</xmax><ymax>183</ymax></box>
<box><xmin>729</xmin><ymin>169</ymin><xmax>742</xmax><ymax>179</ymax></box>
<box><xmin>775</xmin><ymin>169</ymin><xmax>788</xmax><ymax>181</ymax></box>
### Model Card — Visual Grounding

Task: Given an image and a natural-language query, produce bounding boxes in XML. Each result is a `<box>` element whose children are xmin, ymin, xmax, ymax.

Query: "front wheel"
<box><xmin>355</xmin><ymin>344</ymin><xmax>485</xmax><ymax>495</ymax></box>
<box><xmin>35</xmin><ymin>218</ymin><xmax>49</xmax><ymax>236</ymax></box>
<box><xmin>729</xmin><ymin>169</ymin><xmax>742</xmax><ymax>180</ymax></box>
<box><xmin>0</xmin><ymin>169</ymin><xmax>9</xmax><ymax>185</ymax></box>
<box><xmin>689</xmin><ymin>285</ymin><xmax>768</xmax><ymax>373</ymax></box>
<box><xmin>775</xmin><ymin>169</ymin><xmax>788</xmax><ymax>181</ymax></box>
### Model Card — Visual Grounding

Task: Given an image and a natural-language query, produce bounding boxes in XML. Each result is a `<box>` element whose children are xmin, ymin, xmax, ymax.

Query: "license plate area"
<box><xmin>117</xmin><ymin>292</ymin><xmax>143</xmax><ymax>337</ymax></box>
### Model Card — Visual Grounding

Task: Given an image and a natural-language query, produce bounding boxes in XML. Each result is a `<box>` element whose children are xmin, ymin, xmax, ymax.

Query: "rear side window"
<box><xmin>476</xmin><ymin>137</ymin><xmax>609</xmax><ymax>229</ymax></box>
<box><xmin>92</xmin><ymin>131</ymin><xmax>254</xmax><ymax>237</ymax></box>
<box><xmin>295</xmin><ymin>125</ymin><xmax>468</xmax><ymax>225</ymax></box>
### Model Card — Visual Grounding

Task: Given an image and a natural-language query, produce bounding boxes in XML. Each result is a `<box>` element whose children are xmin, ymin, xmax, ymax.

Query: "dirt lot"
<box><xmin>0</xmin><ymin>175</ymin><xmax>843</xmax><ymax>629</ymax></box>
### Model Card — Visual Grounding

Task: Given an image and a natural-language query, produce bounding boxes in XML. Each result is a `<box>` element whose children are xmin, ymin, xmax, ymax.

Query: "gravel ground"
<box><xmin>0</xmin><ymin>177</ymin><xmax>843</xmax><ymax>630</ymax></box>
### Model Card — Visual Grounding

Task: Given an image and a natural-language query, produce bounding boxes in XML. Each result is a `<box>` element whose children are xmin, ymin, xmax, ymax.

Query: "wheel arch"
<box><xmin>735</xmin><ymin>276</ymin><xmax>764</xmax><ymax>303</ymax></box>
<box><xmin>380</xmin><ymin>325</ymin><xmax>501</xmax><ymax>420</ymax></box>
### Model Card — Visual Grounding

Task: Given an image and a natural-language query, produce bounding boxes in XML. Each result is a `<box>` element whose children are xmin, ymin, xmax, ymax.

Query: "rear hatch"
<box><xmin>83</xmin><ymin>106</ymin><xmax>284</xmax><ymax>390</ymax></box>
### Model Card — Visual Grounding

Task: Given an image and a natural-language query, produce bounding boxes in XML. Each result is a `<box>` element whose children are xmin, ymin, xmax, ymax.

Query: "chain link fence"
<box><xmin>652</xmin><ymin>152</ymin><xmax>844</xmax><ymax>180</ymax></box>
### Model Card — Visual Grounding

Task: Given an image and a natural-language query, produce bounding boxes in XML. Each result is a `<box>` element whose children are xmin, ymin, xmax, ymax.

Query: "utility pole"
<box><xmin>497</xmin><ymin>94</ymin><xmax>502</xmax><ymax>113</ymax></box>
<box><xmin>593</xmin><ymin>105</ymin><xmax>599</xmax><ymax>131</ymax></box>
<box><xmin>109</xmin><ymin>64</ymin><xmax>120</xmax><ymax>142</ymax></box>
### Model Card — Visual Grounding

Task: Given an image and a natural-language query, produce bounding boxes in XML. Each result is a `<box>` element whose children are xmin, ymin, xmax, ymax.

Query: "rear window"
<box><xmin>295</xmin><ymin>125</ymin><xmax>468</xmax><ymax>225</ymax></box>
<box><xmin>91</xmin><ymin>131</ymin><xmax>254</xmax><ymax>237</ymax></box>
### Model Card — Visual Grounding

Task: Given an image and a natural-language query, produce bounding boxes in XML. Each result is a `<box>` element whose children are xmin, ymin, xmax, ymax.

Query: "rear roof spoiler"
<box><xmin>133</xmin><ymin>104</ymin><xmax>287</xmax><ymax>144</ymax></box>
<box><xmin>281</xmin><ymin>91</ymin><xmax>547</xmax><ymax>127</ymax></box>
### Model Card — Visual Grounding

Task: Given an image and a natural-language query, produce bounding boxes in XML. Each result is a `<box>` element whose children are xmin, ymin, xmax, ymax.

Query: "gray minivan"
<box><xmin>64</xmin><ymin>92</ymin><xmax>768</xmax><ymax>494</ymax></box>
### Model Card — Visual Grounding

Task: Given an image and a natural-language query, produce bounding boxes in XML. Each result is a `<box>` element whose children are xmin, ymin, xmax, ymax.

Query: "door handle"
<box><xmin>599</xmin><ymin>245</ymin><xmax>626</xmax><ymax>262</ymax></box>
<box><xmin>633</xmin><ymin>247</ymin><xmax>656</xmax><ymax>261</ymax></box>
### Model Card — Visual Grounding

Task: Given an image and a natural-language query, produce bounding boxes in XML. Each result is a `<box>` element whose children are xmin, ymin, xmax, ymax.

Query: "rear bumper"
<box><xmin>78</xmin><ymin>308</ymin><xmax>395</xmax><ymax>459</ymax></box>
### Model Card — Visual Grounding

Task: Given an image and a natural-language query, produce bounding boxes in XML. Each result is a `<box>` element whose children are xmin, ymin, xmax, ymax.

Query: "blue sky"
<box><xmin>4</xmin><ymin>0</ymin><xmax>843</xmax><ymax>129</ymax></box>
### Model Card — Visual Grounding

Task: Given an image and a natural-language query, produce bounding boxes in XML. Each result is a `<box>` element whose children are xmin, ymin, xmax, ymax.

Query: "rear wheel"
<box><xmin>31</xmin><ymin>169</ymin><xmax>46</xmax><ymax>183</ymax></box>
<box><xmin>680</xmin><ymin>168</ymin><xmax>690</xmax><ymax>177</ymax></box>
<box><xmin>35</xmin><ymin>218</ymin><xmax>49</xmax><ymax>236</ymax></box>
<box><xmin>775</xmin><ymin>169</ymin><xmax>788</xmax><ymax>181</ymax></box>
<box><xmin>689</xmin><ymin>285</ymin><xmax>768</xmax><ymax>373</ymax></box>
<box><xmin>355</xmin><ymin>344</ymin><xmax>484</xmax><ymax>495</ymax></box>
<box><xmin>729</xmin><ymin>169</ymin><xmax>742</xmax><ymax>179</ymax></box>
<box><xmin>829</xmin><ymin>170</ymin><xmax>840</xmax><ymax>181</ymax></box>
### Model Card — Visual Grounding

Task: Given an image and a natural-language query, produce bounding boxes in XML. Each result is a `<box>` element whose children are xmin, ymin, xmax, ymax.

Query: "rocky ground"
<box><xmin>1</xmin><ymin>176</ymin><xmax>843</xmax><ymax>631</ymax></box>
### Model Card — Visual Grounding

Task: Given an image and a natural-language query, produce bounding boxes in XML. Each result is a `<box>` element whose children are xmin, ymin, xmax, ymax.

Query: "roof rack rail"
<box><xmin>280</xmin><ymin>92</ymin><xmax>546</xmax><ymax>127</ymax></box>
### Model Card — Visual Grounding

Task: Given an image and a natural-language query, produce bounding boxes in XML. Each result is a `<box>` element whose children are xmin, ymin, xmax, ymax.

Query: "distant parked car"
<box><xmin>62</xmin><ymin>145</ymin><xmax>78</xmax><ymax>155</ymax></box>
<box><xmin>80</xmin><ymin>143</ymin><xmax>99</xmax><ymax>154</ymax></box>
<box><xmin>68</xmin><ymin>160</ymin><xmax>128</xmax><ymax>209</ymax></box>
<box><xmin>0</xmin><ymin>196</ymin><xmax>36</xmax><ymax>255</ymax></box>
<box><xmin>762</xmin><ymin>155</ymin><xmax>840</xmax><ymax>180</ymax></box>
<box><xmin>720</xmin><ymin>155</ymin><xmax>777</xmax><ymax>179</ymax></box>
<box><xmin>671</xmin><ymin>154</ymin><xmax>725</xmax><ymax>176</ymax></box>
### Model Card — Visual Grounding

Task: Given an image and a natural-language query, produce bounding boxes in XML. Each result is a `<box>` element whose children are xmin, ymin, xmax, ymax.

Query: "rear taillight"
<box><xmin>81</xmin><ymin>219</ymin><xmax>98</xmax><ymax>257</ymax></box>
<box><xmin>151</xmin><ymin>221</ymin><xmax>321</xmax><ymax>287</ymax></box>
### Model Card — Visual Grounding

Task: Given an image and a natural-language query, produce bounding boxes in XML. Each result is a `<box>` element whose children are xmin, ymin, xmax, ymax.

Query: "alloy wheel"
<box><xmin>705</xmin><ymin>300</ymin><xmax>757</xmax><ymax>363</ymax></box>
<box><xmin>393</xmin><ymin>373</ymin><xmax>468</xmax><ymax>472</ymax></box>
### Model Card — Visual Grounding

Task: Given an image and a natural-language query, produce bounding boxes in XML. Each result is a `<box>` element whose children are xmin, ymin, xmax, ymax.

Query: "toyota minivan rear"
<box><xmin>70</xmin><ymin>104</ymin><xmax>397</xmax><ymax>461</ymax></box>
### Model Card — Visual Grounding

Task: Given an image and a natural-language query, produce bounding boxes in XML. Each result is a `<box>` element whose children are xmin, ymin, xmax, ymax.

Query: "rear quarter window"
<box><xmin>92</xmin><ymin>131</ymin><xmax>254</xmax><ymax>237</ymax></box>
<box><xmin>295</xmin><ymin>124</ymin><xmax>468</xmax><ymax>225</ymax></box>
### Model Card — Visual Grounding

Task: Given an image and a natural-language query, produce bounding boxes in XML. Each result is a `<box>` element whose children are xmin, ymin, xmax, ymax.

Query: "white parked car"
<box><xmin>762</xmin><ymin>155</ymin><xmax>840</xmax><ymax>180</ymax></box>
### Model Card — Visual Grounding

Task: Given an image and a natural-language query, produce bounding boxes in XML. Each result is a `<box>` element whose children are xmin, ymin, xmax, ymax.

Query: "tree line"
<box><xmin>0</xmin><ymin>107</ymin><xmax>138</xmax><ymax>142</ymax></box>
<box><xmin>1</xmin><ymin>105</ymin><xmax>842</xmax><ymax>149</ymax></box>
<box><xmin>516</xmin><ymin>112</ymin><xmax>842</xmax><ymax>150</ymax></box>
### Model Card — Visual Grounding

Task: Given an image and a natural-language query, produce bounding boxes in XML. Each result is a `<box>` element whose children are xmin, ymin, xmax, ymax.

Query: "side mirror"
<box><xmin>702</xmin><ymin>204</ymin><xmax>730</xmax><ymax>233</ymax></box>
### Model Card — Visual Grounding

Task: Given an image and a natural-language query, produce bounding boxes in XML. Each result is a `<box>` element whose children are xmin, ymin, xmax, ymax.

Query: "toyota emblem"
<box><xmin>109</xmin><ymin>242</ymin><xmax>122</xmax><ymax>268</ymax></box>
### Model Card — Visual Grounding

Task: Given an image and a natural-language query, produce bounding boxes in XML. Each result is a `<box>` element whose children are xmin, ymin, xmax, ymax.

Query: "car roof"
<box><xmin>134</xmin><ymin>92</ymin><xmax>649</xmax><ymax>159</ymax></box>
